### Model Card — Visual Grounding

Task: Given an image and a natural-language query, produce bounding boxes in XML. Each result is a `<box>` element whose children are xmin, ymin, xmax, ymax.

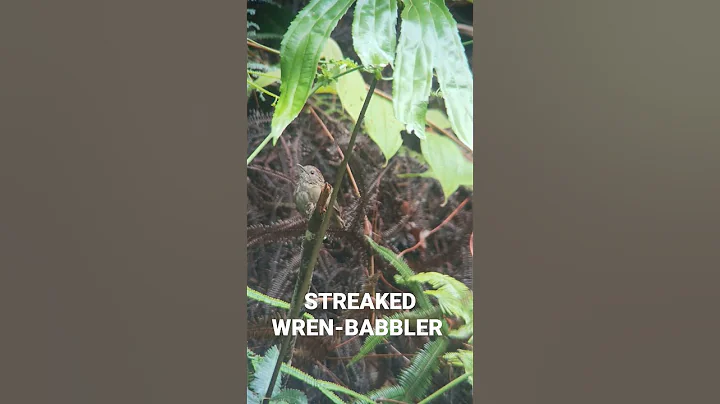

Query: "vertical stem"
<box><xmin>262</xmin><ymin>75</ymin><xmax>379</xmax><ymax>403</ymax></box>
<box><xmin>247</xmin><ymin>132</ymin><xmax>273</xmax><ymax>165</ymax></box>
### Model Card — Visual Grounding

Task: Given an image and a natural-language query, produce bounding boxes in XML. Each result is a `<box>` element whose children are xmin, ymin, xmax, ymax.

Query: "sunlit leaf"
<box><xmin>443</xmin><ymin>350</ymin><xmax>474</xmax><ymax>385</ymax></box>
<box><xmin>249</xmin><ymin>345</ymin><xmax>282</xmax><ymax>402</ymax></box>
<box><xmin>409</xmin><ymin>272</ymin><xmax>472</xmax><ymax>325</ymax></box>
<box><xmin>426</xmin><ymin>108</ymin><xmax>452</xmax><ymax>131</ymax></box>
<box><xmin>270</xmin><ymin>389</ymin><xmax>309</xmax><ymax>404</ymax></box>
<box><xmin>252</xmin><ymin>67</ymin><xmax>281</xmax><ymax>89</ymax></box>
<box><xmin>352</xmin><ymin>0</ymin><xmax>398</xmax><ymax>68</ymax></box>
<box><xmin>420</xmin><ymin>130</ymin><xmax>473</xmax><ymax>203</ymax></box>
<box><xmin>392</xmin><ymin>0</ymin><xmax>435</xmax><ymax>139</ymax></box>
<box><xmin>429</xmin><ymin>0</ymin><xmax>473</xmax><ymax>150</ymax></box>
<box><xmin>269</xmin><ymin>0</ymin><xmax>355</xmax><ymax>145</ymax></box>
<box><xmin>322</xmin><ymin>39</ymin><xmax>404</xmax><ymax>162</ymax></box>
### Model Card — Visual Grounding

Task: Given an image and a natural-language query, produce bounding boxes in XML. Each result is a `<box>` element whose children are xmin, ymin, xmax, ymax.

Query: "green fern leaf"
<box><xmin>443</xmin><ymin>350</ymin><xmax>474</xmax><ymax>386</ymax></box>
<box><xmin>398</xmin><ymin>337</ymin><xmax>450</xmax><ymax>401</ymax></box>
<box><xmin>269</xmin><ymin>388</ymin><xmax>309</xmax><ymax>404</ymax></box>
<box><xmin>365</xmin><ymin>236</ymin><xmax>431</xmax><ymax>310</ymax></box>
<box><xmin>360</xmin><ymin>384</ymin><xmax>406</xmax><ymax>403</ymax></box>
<box><xmin>348</xmin><ymin>306</ymin><xmax>443</xmax><ymax>365</ymax></box>
<box><xmin>247</xmin><ymin>286</ymin><xmax>315</xmax><ymax>320</ymax></box>
<box><xmin>409</xmin><ymin>272</ymin><xmax>472</xmax><ymax>324</ymax></box>
<box><xmin>249</xmin><ymin>346</ymin><xmax>282</xmax><ymax>403</ymax></box>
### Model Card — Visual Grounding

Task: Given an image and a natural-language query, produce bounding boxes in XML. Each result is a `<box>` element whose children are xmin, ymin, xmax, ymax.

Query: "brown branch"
<box><xmin>247</xmin><ymin>165</ymin><xmax>293</xmax><ymax>182</ymax></box>
<box><xmin>308</xmin><ymin>106</ymin><xmax>361</xmax><ymax>197</ymax></box>
<box><xmin>398</xmin><ymin>197</ymin><xmax>470</xmax><ymax>257</ymax></box>
<box><xmin>247</xmin><ymin>39</ymin><xmax>280</xmax><ymax>55</ymax></box>
<box><xmin>457</xmin><ymin>23</ymin><xmax>473</xmax><ymax>37</ymax></box>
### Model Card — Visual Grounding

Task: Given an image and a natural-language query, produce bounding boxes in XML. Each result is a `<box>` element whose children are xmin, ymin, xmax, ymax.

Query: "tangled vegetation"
<box><xmin>247</xmin><ymin>1</ymin><xmax>474</xmax><ymax>402</ymax></box>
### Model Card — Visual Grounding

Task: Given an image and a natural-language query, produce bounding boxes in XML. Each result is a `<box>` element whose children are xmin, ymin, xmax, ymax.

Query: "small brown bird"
<box><xmin>294</xmin><ymin>164</ymin><xmax>344</xmax><ymax>228</ymax></box>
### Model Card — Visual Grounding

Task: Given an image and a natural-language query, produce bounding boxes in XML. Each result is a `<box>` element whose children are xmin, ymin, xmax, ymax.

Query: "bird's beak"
<box><xmin>296</xmin><ymin>164</ymin><xmax>305</xmax><ymax>173</ymax></box>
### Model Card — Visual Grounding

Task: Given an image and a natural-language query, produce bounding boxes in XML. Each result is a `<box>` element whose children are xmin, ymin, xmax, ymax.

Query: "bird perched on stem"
<box><xmin>294</xmin><ymin>164</ymin><xmax>344</xmax><ymax>228</ymax></box>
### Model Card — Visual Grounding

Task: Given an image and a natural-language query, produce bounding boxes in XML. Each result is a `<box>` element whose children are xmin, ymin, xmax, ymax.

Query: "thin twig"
<box><xmin>247</xmin><ymin>38</ymin><xmax>280</xmax><ymax>55</ymax></box>
<box><xmin>328</xmin><ymin>353</ymin><xmax>417</xmax><ymax>361</ymax></box>
<box><xmin>398</xmin><ymin>197</ymin><xmax>470</xmax><ymax>257</ymax></box>
<box><xmin>308</xmin><ymin>106</ymin><xmax>361</xmax><ymax>197</ymax></box>
<box><xmin>377</xmin><ymin>399</ymin><xmax>407</xmax><ymax>404</ymax></box>
<box><xmin>247</xmin><ymin>165</ymin><xmax>292</xmax><ymax>182</ymax></box>
<box><xmin>379</xmin><ymin>273</ymin><xmax>405</xmax><ymax>294</ymax></box>
<box><xmin>332</xmin><ymin>334</ymin><xmax>360</xmax><ymax>351</ymax></box>
<box><xmin>417</xmin><ymin>371</ymin><xmax>473</xmax><ymax>404</ymax></box>
<box><xmin>457</xmin><ymin>23</ymin><xmax>474</xmax><ymax>37</ymax></box>
<box><xmin>247</xmin><ymin>79</ymin><xmax>280</xmax><ymax>99</ymax></box>
<box><xmin>247</xmin><ymin>132</ymin><xmax>273</xmax><ymax>165</ymax></box>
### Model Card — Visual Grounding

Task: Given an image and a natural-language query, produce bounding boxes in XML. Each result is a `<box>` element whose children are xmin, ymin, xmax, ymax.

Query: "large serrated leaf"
<box><xmin>420</xmin><ymin>130</ymin><xmax>473</xmax><ymax>203</ymax></box>
<box><xmin>429</xmin><ymin>0</ymin><xmax>473</xmax><ymax>150</ymax></box>
<box><xmin>392</xmin><ymin>0</ymin><xmax>435</xmax><ymax>138</ymax></box>
<box><xmin>352</xmin><ymin>0</ymin><xmax>398</xmax><ymax>68</ymax></box>
<box><xmin>269</xmin><ymin>0</ymin><xmax>355</xmax><ymax>145</ymax></box>
<box><xmin>322</xmin><ymin>39</ymin><xmax>404</xmax><ymax>162</ymax></box>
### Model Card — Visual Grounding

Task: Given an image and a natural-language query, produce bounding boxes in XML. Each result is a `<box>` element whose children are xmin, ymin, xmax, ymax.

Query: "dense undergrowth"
<box><xmin>247</xmin><ymin>1</ymin><xmax>473</xmax><ymax>402</ymax></box>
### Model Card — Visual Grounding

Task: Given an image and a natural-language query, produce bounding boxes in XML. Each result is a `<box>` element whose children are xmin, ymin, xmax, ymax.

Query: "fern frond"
<box><xmin>249</xmin><ymin>348</ymin><xmax>375</xmax><ymax>404</ymax></box>
<box><xmin>248</xmin><ymin>218</ymin><xmax>306</xmax><ymax>248</ymax></box>
<box><xmin>248</xmin><ymin>0</ymin><xmax>281</xmax><ymax>6</ymax></box>
<box><xmin>247</xmin><ymin>62</ymin><xmax>272</xmax><ymax>73</ymax></box>
<box><xmin>443</xmin><ymin>349</ymin><xmax>473</xmax><ymax>386</ymax></box>
<box><xmin>251</xmin><ymin>33</ymin><xmax>285</xmax><ymax>41</ymax></box>
<box><xmin>247</xmin><ymin>286</ymin><xmax>314</xmax><ymax>320</ymax></box>
<box><xmin>361</xmin><ymin>384</ymin><xmax>405</xmax><ymax>403</ymax></box>
<box><xmin>269</xmin><ymin>388</ymin><xmax>308</xmax><ymax>404</ymax></box>
<box><xmin>348</xmin><ymin>306</ymin><xmax>443</xmax><ymax>365</ymax></box>
<box><xmin>249</xmin><ymin>345</ymin><xmax>282</xmax><ymax>402</ymax></box>
<box><xmin>398</xmin><ymin>337</ymin><xmax>450</xmax><ymax>402</ymax></box>
<box><xmin>409</xmin><ymin>272</ymin><xmax>473</xmax><ymax>324</ymax></box>
<box><xmin>318</xmin><ymin>388</ymin><xmax>345</xmax><ymax>404</ymax></box>
<box><xmin>365</xmin><ymin>236</ymin><xmax>432</xmax><ymax>310</ymax></box>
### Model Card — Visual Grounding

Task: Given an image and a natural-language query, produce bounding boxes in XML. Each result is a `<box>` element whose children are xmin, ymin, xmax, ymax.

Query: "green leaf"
<box><xmin>248</xmin><ymin>348</ymin><xmax>375</xmax><ymax>404</ymax></box>
<box><xmin>409</xmin><ymin>272</ymin><xmax>472</xmax><ymax>323</ymax></box>
<box><xmin>426</xmin><ymin>108</ymin><xmax>452</xmax><ymax>131</ymax></box>
<box><xmin>247</xmin><ymin>287</ymin><xmax>315</xmax><ymax>320</ymax></box>
<box><xmin>270</xmin><ymin>389</ymin><xmax>309</xmax><ymax>404</ymax></box>
<box><xmin>249</xmin><ymin>345</ymin><xmax>282</xmax><ymax>402</ymax></box>
<box><xmin>352</xmin><ymin>0</ymin><xmax>398</xmax><ymax>68</ymax></box>
<box><xmin>365</xmin><ymin>236</ymin><xmax>432</xmax><ymax>310</ymax></box>
<box><xmin>318</xmin><ymin>388</ymin><xmax>345</xmax><ymax>404</ymax></box>
<box><xmin>252</xmin><ymin>67</ymin><xmax>281</xmax><ymax>90</ymax></box>
<box><xmin>443</xmin><ymin>350</ymin><xmax>474</xmax><ymax>385</ymax></box>
<box><xmin>420</xmin><ymin>130</ymin><xmax>473</xmax><ymax>203</ymax></box>
<box><xmin>429</xmin><ymin>0</ymin><xmax>473</xmax><ymax>150</ymax></box>
<box><xmin>392</xmin><ymin>0</ymin><xmax>435</xmax><ymax>138</ymax></box>
<box><xmin>362</xmin><ymin>385</ymin><xmax>406</xmax><ymax>403</ymax></box>
<box><xmin>348</xmin><ymin>306</ymin><xmax>443</xmax><ymax>365</ymax></box>
<box><xmin>398</xmin><ymin>337</ymin><xmax>450</xmax><ymax>401</ymax></box>
<box><xmin>269</xmin><ymin>0</ymin><xmax>355</xmax><ymax>145</ymax></box>
<box><xmin>321</xmin><ymin>39</ymin><xmax>404</xmax><ymax>162</ymax></box>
